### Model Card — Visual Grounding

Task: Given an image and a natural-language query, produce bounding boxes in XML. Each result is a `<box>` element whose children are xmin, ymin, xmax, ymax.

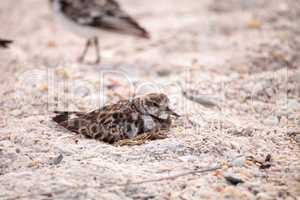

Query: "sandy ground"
<box><xmin>0</xmin><ymin>0</ymin><xmax>299</xmax><ymax>199</ymax></box>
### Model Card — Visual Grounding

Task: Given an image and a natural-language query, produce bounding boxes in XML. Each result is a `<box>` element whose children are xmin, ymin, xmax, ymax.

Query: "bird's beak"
<box><xmin>166</xmin><ymin>107</ymin><xmax>180</xmax><ymax>118</ymax></box>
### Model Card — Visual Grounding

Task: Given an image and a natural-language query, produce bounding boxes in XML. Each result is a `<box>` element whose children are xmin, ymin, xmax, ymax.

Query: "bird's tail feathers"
<box><xmin>52</xmin><ymin>111</ymin><xmax>84</xmax><ymax>123</ymax></box>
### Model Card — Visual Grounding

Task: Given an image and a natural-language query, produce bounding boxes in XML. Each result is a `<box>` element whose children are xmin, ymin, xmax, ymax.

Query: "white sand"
<box><xmin>0</xmin><ymin>0</ymin><xmax>299</xmax><ymax>199</ymax></box>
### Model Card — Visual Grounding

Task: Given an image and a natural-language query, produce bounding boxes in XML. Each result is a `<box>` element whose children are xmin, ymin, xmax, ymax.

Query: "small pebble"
<box><xmin>15</xmin><ymin>148</ymin><xmax>21</xmax><ymax>153</ymax></box>
<box><xmin>50</xmin><ymin>154</ymin><xmax>63</xmax><ymax>165</ymax></box>
<box><xmin>225</xmin><ymin>175</ymin><xmax>245</xmax><ymax>185</ymax></box>
<box><xmin>247</xmin><ymin>19</ymin><xmax>262</xmax><ymax>29</ymax></box>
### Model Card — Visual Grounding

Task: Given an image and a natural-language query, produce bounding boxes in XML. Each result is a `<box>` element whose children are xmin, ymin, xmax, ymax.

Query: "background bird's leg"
<box><xmin>93</xmin><ymin>37</ymin><xmax>101</xmax><ymax>64</ymax></box>
<box><xmin>78</xmin><ymin>39</ymin><xmax>91</xmax><ymax>62</ymax></box>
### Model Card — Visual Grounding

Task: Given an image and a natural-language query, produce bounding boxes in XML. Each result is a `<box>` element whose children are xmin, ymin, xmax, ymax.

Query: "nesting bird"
<box><xmin>0</xmin><ymin>39</ymin><xmax>13</xmax><ymax>48</ymax></box>
<box><xmin>49</xmin><ymin>0</ymin><xmax>150</xmax><ymax>64</ymax></box>
<box><xmin>53</xmin><ymin>93</ymin><xmax>179</xmax><ymax>144</ymax></box>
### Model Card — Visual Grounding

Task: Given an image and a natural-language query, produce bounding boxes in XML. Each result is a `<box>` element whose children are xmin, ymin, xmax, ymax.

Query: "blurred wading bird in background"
<box><xmin>0</xmin><ymin>39</ymin><xmax>13</xmax><ymax>48</ymax></box>
<box><xmin>49</xmin><ymin>0</ymin><xmax>150</xmax><ymax>64</ymax></box>
<box><xmin>52</xmin><ymin>93</ymin><xmax>179</xmax><ymax>144</ymax></box>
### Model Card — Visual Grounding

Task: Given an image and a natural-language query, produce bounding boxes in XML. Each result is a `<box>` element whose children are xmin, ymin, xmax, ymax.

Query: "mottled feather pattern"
<box><xmin>53</xmin><ymin>93</ymin><xmax>178</xmax><ymax>144</ymax></box>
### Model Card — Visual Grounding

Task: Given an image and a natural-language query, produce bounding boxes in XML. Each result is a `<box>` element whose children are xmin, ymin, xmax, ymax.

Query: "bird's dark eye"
<box><xmin>153</xmin><ymin>102</ymin><xmax>159</xmax><ymax>107</ymax></box>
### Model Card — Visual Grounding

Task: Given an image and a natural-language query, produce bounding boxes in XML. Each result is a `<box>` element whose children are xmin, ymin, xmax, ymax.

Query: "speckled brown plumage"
<box><xmin>53</xmin><ymin>93</ymin><xmax>179</xmax><ymax>144</ymax></box>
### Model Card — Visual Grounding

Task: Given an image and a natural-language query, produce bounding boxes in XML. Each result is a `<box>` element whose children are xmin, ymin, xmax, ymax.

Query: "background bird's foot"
<box><xmin>94</xmin><ymin>58</ymin><xmax>101</xmax><ymax>65</ymax></box>
<box><xmin>77</xmin><ymin>57</ymin><xmax>101</xmax><ymax>65</ymax></box>
<box><xmin>86</xmin><ymin>60</ymin><xmax>101</xmax><ymax>65</ymax></box>
<box><xmin>77</xmin><ymin>56</ymin><xmax>84</xmax><ymax>63</ymax></box>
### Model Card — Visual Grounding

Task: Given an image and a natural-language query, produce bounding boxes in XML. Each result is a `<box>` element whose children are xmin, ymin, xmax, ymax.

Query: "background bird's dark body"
<box><xmin>0</xmin><ymin>39</ymin><xmax>12</xmax><ymax>48</ymax></box>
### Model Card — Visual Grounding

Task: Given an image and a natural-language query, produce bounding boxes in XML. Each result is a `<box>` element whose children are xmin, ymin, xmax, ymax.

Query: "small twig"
<box><xmin>4</xmin><ymin>166</ymin><xmax>224</xmax><ymax>200</ymax></box>
<box><xmin>178</xmin><ymin>82</ymin><xmax>221</xmax><ymax>110</ymax></box>
<box><xmin>117</xmin><ymin>165</ymin><xmax>222</xmax><ymax>186</ymax></box>
<box><xmin>182</xmin><ymin>91</ymin><xmax>221</xmax><ymax>110</ymax></box>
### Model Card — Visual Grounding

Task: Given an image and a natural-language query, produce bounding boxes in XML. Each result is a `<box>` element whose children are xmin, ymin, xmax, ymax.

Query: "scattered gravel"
<box><xmin>0</xmin><ymin>0</ymin><xmax>299</xmax><ymax>199</ymax></box>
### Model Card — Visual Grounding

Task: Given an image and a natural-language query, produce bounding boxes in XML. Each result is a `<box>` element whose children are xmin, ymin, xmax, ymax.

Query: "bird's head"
<box><xmin>133</xmin><ymin>93</ymin><xmax>179</xmax><ymax>120</ymax></box>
